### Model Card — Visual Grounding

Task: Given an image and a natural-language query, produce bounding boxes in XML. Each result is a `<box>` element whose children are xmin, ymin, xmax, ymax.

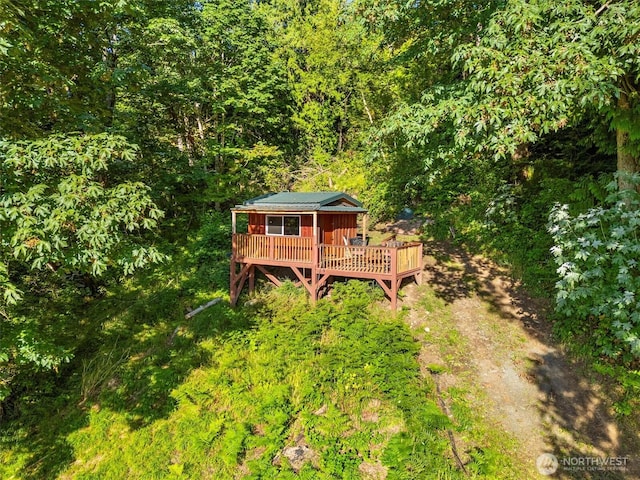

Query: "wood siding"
<box><xmin>319</xmin><ymin>213</ymin><xmax>357</xmax><ymax>246</ymax></box>
<box><xmin>301</xmin><ymin>215</ymin><xmax>313</xmax><ymax>237</ymax></box>
<box><xmin>248</xmin><ymin>213</ymin><xmax>265</xmax><ymax>234</ymax></box>
<box><xmin>249</xmin><ymin>213</ymin><xmax>314</xmax><ymax>238</ymax></box>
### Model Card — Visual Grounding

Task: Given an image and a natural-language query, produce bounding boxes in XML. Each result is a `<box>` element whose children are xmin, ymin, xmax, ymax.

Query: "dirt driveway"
<box><xmin>403</xmin><ymin>242</ymin><xmax>640</xmax><ymax>479</ymax></box>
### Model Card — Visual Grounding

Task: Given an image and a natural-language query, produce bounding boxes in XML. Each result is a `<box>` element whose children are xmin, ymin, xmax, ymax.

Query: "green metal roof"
<box><xmin>233</xmin><ymin>192</ymin><xmax>365</xmax><ymax>212</ymax></box>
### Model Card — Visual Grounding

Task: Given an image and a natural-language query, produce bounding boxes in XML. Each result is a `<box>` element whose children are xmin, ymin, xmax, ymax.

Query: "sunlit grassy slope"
<box><xmin>53</xmin><ymin>282</ymin><xmax>455</xmax><ymax>479</ymax></box>
<box><xmin>0</xmin><ymin>220</ymin><xmax>520</xmax><ymax>478</ymax></box>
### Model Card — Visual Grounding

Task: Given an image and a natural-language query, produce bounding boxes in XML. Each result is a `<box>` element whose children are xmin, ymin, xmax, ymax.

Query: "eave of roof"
<box><xmin>238</xmin><ymin>191</ymin><xmax>363</xmax><ymax>209</ymax></box>
<box><xmin>231</xmin><ymin>204</ymin><xmax>367</xmax><ymax>213</ymax></box>
<box><xmin>318</xmin><ymin>206</ymin><xmax>367</xmax><ymax>212</ymax></box>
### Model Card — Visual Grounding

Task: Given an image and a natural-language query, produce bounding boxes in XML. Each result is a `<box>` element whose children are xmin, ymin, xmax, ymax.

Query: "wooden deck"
<box><xmin>231</xmin><ymin>234</ymin><xmax>423</xmax><ymax>308</ymax></box>
<box><xmin>234</xmin><ymin>234</ymin><xmax>313</xmax><ymax>264</ymax></box>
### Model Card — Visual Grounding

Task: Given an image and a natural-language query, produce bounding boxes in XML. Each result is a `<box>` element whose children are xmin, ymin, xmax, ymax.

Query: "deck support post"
<box><xmin>373</xmin><ymin>277</ymin><xmax>405</xmax><ymax>311</ymax></box>
<box><xmin>230</xmin><ymin>259</ymin><xmax>236</xmax><ymax>305</ymax></box>
<box><xmin>312</xmin><ymin>212</ymin><xmax>318</xmax><ymax>303</ymax></box>
<box><xmin>374</xmin><ymin>278</ymin><xmax>393</xmax><ymax>306</ymax></box>
<box><xmin>230</xmin><ymin>233</ymin><xmax>238</xmax><ymax>306</ymax></box>
<box><xmin>256</xmin><ymin>265</ymin><xmax>282</xmax><ymax>287</ymax></box>
<box><xmin>391</xmin><ymin>247</ymin><xmax>399</xmax><ymax>309</ymax></box>
<box><xmin>362</xmin><ymin>214</ymin><xmax>368</xmax><ymax>244</ymax></box>
<box><xmin>291</xmin><ymin>266</ymin><xmax>314</xmax><ymax>299</ymax></box>
<box><xmin>315</xmin><ymin>273</ymin><xmax>331</xmax><ymax>299</ymax></box>
<box><xmin>248</xmin><ymin>265</ymin><xmax>255</xmax><ymax>294</ymax></box>
<box><xmin>230</xmin><ymin>262</ymin><xmax>250</xmax><ymax>307</ymax></box>
<box><xmin>311</xmin><ymin>269</ymin><xmax>318</xmax><ymax>303</ymax></box>
<box><xmin>232</xmin><ymin>210</ymin><xmax>237</xmax><ymax>234</ymax></box>
<box><xmin>417</xmin><ymin>244</ymin><xmax>424</xmax><ymax>285</ymax></box>
<box><xmin>393</xmin><ymin>278</ymin><xmax>402</xmax><ymax>310</ymax></box>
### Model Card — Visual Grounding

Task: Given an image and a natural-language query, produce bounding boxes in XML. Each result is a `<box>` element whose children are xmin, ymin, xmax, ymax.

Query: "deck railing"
<box><xmin>396</xmin><ymin>243</ymin><xmax>422</xmax><ymax>274</ymax></box>
<box><xmin>319</xmin><ymin>244</ymin><xmax>392</xmax><ymax>274</ymax></box>
<box><xmin>233</xmin><ymin>234</ymin><xmax>313</xmax><ymax>263</ymax></box>
<box><xmin>233</xmin><ymin>234</ymin><xmax>422</xmax><ymax>275</ymax></box>
<box><xmin>319</xmin><ymin>242</ymin><xmax>422</xmax><ymax>275</ymax></box>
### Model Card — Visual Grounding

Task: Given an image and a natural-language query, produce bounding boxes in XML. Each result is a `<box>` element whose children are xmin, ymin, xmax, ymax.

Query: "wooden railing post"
<box><xmin>391</xmin><ymin>246</ymin><xmax>397</xmax><ymax>277</ymax></box>
<box><xmin>418</xmin><ymin>244</ymin><xmax>424</xmax><ymax>284</ymax></box>
<box><xmin>230</xmin><ymin>233</ymin><xmax>237</xmax><ymax>306</ymax></box>
<box><xmin>231</xmin><ymin>233</ymin><xmax>237</xmax><ymax>261</ymax></box>
<box><xmin>312</xmin><ymin>212</ymin><xmax>319</xmax><ymax>300</ymax></box>
<box><xmin>311</xmin><ymin>247</ymin><xmax>318</xmax><ymax>303</ymax></box>
<box><xmin>391</xmin><ymin>246</ymin><xmax>399</xmax><ymax>310</ymax></box>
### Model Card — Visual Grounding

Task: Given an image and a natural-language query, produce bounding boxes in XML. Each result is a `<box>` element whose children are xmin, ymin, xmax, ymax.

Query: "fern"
<box><xmin>569</xmin><ymin>174</ymin><xmax>611</xmax><ymax>212</ymax></box>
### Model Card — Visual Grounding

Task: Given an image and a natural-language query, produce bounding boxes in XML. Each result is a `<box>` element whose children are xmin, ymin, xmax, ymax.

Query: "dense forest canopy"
<box><xmin>1</xmin><ymin>0</ymin><xmax>639</xmax><ymax>441</ymax></box>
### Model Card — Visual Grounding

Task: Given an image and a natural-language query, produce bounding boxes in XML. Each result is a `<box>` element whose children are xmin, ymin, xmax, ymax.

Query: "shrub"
<box><xmin>548</xmin><ymin>176</ymin><xmax>640</xmax><ymax>364</ymax></box>
<box><xmin>188</xmin><ymin>211</ymin><xmax>244</xmax><ymax>291</ymax></box>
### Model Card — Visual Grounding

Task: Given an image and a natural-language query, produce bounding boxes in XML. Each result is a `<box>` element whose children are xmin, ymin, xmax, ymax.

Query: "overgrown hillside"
<box><xmin>2</xmin><ymin>0</ymin><xmax>640</xmax><ymax>476</ymax></box>
<box><xmin>0</xmin><ymin>228</ymin><xmax>524</xmax><ymax>478</ymax></box>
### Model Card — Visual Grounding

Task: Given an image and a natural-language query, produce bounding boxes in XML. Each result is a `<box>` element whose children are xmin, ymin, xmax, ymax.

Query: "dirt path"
<box><xmin>402</xmin><ymin>242</ymin><xmax>640</xmax><ymax>479</ymax></box>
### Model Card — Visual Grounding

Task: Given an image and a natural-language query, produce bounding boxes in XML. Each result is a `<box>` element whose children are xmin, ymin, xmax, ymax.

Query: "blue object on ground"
<box><xmin>398</xmin><ymin>207</ymin><xmax>414</xmax><ymax>220</ymax></box>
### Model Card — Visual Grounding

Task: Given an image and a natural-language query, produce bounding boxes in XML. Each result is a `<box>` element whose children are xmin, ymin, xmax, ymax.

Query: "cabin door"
<box><xmin>322</xmin><ymin>216</ymin><xmax>334</xmax><ymax>245</ymax></box>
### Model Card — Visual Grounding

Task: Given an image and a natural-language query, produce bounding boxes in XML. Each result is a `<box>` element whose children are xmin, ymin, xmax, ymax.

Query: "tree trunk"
<box><xmin>616</xmin><ymin>89</ymin><xmax>640</xmax><ymax>192</ymax></box>
<box><xmin>103</xmin><ymin>31</ymin><xmax>118</xmax><ymax>128</ymax></box>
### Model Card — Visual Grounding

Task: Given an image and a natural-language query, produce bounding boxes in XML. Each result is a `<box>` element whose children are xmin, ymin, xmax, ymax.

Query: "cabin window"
<box><xmin>266</xmin><ymin>215</ymin><xmax>300</xmax><ymax>236</ymax></box>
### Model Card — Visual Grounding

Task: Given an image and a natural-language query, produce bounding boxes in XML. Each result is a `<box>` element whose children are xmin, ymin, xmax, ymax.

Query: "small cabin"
<box><xmin>242</xmin><ymin>191</ymin><xmax>366</xmax><ymax>245</ymax></box>
<box><xmin>230</xmin><ymin>192</ymin><xmax>423</xmax><ymax>309</ymax></box>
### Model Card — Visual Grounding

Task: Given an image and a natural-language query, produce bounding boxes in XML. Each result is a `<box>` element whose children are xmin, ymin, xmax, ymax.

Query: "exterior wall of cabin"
<box><xmin>319</xmin><ymin>213</ymin><xmax>357</xmax><ymax>245</ymax></box>
<box><xmin>248</xmin><ymin>213</ymin><xmax>265</xmax><ymax>234</ymax></box>
<box><xmin>300</xmin><ymin>215</ymin><xmax>313</xmax><ymax>237</ymax></box>
<box><xmin>248</xmin><ymin>213</ymin><xmax>314</xmax><ymax>237</ymax></box>
<box><xmin>247</xmin><ymin>212</ymin><xmax>357</xmax><ymax>245</ymax></box>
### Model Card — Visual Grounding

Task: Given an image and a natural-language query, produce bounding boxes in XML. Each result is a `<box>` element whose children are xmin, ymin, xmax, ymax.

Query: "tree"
<box><xmin>0</xmin><ymin>0</ymin><xmax>138</xmax><ymax>137</ymax></box>
<box><xmin>259</xmin><ymin>0</ymin><xmax>391</xmax><ymax>190</ymax></box>
<box><xmin>375</xmin><ymin>0</ymin><xmax>640</xmax><ymax>195</ymax></box>
<box><xmin>0</xmin><ymin>134</ymin><xmax>165</xmax><ymax>398</ymax></box>
<box><xmin>0</xmin><ymin>1</ymin><xmax>302</xmax><ymax>399</ymax></box>
<box><xmin>357</xmin><ymin>0</ymin><xmax>506</xmax><ymax>216</ymax></box>
<box><xmin>355</xmin><ymin>0</ymin><xmax>503</xmax><ymax>102</ymax></box>
<box><xmin>112</xmin><ymin>0</ymin><xmax>294</xmax><ymax>211</ymax></box>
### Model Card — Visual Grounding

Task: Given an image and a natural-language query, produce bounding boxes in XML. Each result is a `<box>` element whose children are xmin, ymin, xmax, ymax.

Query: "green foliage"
<box><xmin>0</xmin><ymin>133</ymin><xmax>165</xmax><ymax>399</ymax></box>
<box><xmin>592</xmin><ymin>362</ymin><xmax>640</xmax><ymax>416</ymax></box>
<box><xmin>368</xmin><ymin>0</ymin><xmax>640</xmax><ymax>222</ymax></box>
<box><xmin>0</xmin><ymin>134</ymin><xmax>165</xmax><ymax>282</ymax></box>
<box><xmin>113</xmin><ymin>0</ymin><xmax>294</xmax><ymax>212</ymax></box>
<box><xmin>186</xmin><ymin>211</ymin><xmax>239</xmax><ymax>292</ymax></box>
<box><xmin>258</xmin><ymin>0</ymin><xmax>392</xmax><ymax>194</ymax></box>
<box><xmin>80</xmin><ymin>346</ymin><xmax>130</xmax><ymax>403</ymax></box>
<box><xmin>549</xmin><ymin>176</ymin><xmax>640</xmax><ymax>365</ymax></box>
<box><xmin>1</xmin><ymin>273</ymin><xmax>474</xmax><ymax>478</ymax></box>
<box><xmin>1</xmin><ymin>0</ymin><xmax>639</xmax><ymax>473</ymax></box>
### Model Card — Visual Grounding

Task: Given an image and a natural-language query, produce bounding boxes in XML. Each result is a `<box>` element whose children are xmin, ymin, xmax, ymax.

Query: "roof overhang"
<box><xmin>231</xmin><ymin>206</ymin><xmax>368</xmax><ymax>214</ymax></box>
<box><xmin>232</xmin><ymin>191</ymin><xmax>367</xmax><ymax>214</ymax></box>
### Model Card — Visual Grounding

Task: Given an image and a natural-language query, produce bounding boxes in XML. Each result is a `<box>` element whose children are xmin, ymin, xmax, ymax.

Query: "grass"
<box><xmin>0</xmin><ymin>219</ymin><xmax>548</xmax><ymax>478</ymax></box>
<box><xmin>0</xmin><ymin>252</ymin><xmax>466</xmax><ymax>478</ymax></box>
